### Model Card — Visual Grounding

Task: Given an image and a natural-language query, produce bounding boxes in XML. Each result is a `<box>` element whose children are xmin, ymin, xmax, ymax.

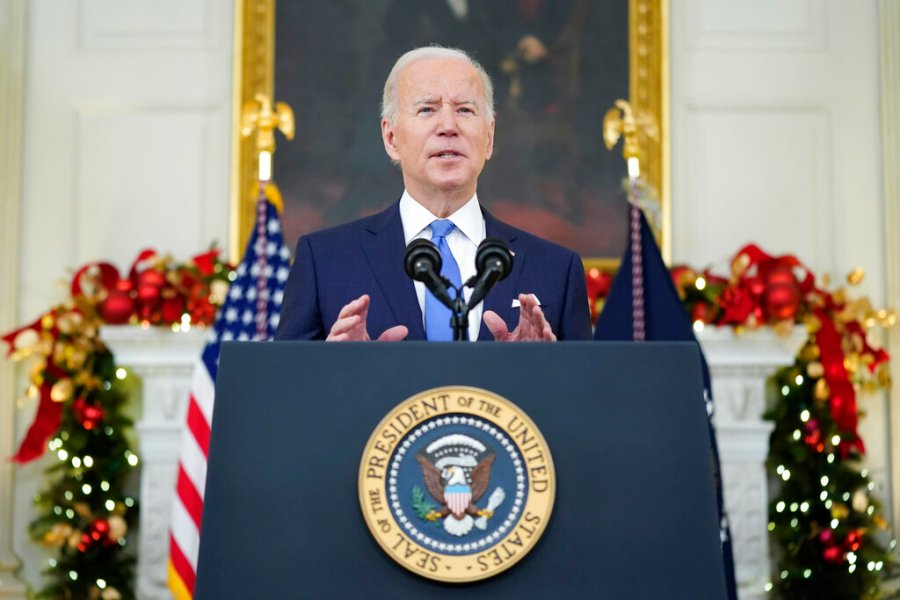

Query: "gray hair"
<box><xmin>381</xmin><ymin>46</ymin><xmax>495</xmax><ymax>125</ymax></box>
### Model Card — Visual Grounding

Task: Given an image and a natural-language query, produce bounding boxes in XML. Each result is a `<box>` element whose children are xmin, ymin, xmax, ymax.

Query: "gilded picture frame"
<box><xmin>230</xmin><ymin>0</ymin><xmax>668</xmax><ymax>270</ymax></box>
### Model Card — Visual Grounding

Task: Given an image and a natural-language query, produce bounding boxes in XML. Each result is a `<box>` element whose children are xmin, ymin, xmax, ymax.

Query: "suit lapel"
<box><xmin>478</xmin><ymin>211</ymin><xmax>524</xmax><ymax>340</ymax></box>
<box><xmin>360</xmin><ymin>203</ymin><xmax>426</xmax><ymax>340</ymax></box>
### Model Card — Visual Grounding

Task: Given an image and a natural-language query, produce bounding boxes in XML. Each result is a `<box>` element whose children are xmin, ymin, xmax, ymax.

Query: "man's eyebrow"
<box><xmin>412</xmin><ymin>97</ymin><xmax>478</xmax><ymax>107</ymax></box>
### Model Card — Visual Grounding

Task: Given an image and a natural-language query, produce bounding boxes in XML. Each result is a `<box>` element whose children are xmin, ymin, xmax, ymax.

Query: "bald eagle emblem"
<box><xmin>413</xmin><ymin>434</ymin><xmax>506</xmax><ymax>537</ymax></box>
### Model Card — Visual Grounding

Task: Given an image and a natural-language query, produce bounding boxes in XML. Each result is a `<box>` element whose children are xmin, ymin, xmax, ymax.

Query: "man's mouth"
<box><xmin>432</xmin><ymin>150</ymin><xmax>464</xmax><ymax>159</ymax></box>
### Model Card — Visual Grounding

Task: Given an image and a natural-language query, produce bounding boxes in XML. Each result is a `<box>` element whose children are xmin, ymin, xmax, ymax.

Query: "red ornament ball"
<box><xmin>844</xmin><ymin>529</ymin><xmax>862</xmax><ymax>552</ymax></box>
<box><xmin>100</xmin><ymin>290</ymin><xmax>136</xmax><ymax>324</ymax></box>
<box><xmin>161</xmin><ymin>297</ymin><xmax>184</xmax><ymax>324</ymax></box>
<box><xmin>72</xmin><ymin>397</ymin><xmax>104</xmax><ymax>430</ymax></box>
<box><xmin>586</xmin><ymin>268</ymin><xmax>612</xmax><ymax>300</ymax></box>
<box><xmin>136</xmin><ymin>269</ymin><xmax>166</xmax><ymax>310</ymax></box>
<box><xmin>822</xmin><ymin>544</ymin><xmax>844</xmax><ymax>564</ymax></box>
<box><xmin>138</xmin><ymin>269</ymin><xmax>166</xmax><ymax>289</ymax></box>
<box><xmin>762</xmin><ymin>266</ymin><xmax>802</xmax><ymax>320</ymax></box>
<box><xmin>803</xmin><ymin>418</ymin><xmax>822</xmax><ymax>447</ymax></box>
<box><xmin>691</xmin><ymin>302</ymin><xmax>712</xmax><ymax>324</ymax></box>
<box><xmin>114</xmin><ymin>277</ymin><xmax>134</xmax><ymax>293</ymax></box>
<box><xmin>137</xmin><ymin>283</ymin><xmax>161</xmax><ymax>306</ymax></box>
<box><xmin>749</xmin><ymin>278</ymin><xmax>766</xmax><ymax>297</ymax></box>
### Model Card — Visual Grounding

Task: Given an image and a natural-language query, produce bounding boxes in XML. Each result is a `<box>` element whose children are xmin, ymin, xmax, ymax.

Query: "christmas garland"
<box><xmin>6</xmin><ymin>240</ymin><xmax>895</xmax><ymax>597</ymax></box>
<box><xmin>588</xmin><ymin>243</ymin><xmax>896</xmax><ymax>597</ymax></box>
<box><xmin>3</xmin><ymin>249</ymin><xmax>232</xmax><ymax>600</ymax></box>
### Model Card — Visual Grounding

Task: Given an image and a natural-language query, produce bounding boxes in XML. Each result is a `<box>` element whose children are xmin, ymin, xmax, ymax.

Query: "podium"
<box><xmin>195</xmin><ymin>342</ymin><xmax>728</xmax><ymax>599</ymax></box>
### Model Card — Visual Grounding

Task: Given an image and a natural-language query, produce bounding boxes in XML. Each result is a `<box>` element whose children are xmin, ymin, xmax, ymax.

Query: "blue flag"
<box><xmin>594</xmin><ymin>209</ymin><xmax>738</xmax><ymax>600</ymax></box>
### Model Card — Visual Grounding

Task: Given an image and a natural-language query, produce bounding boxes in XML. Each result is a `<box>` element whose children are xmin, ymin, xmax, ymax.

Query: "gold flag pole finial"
<box><xmin>240</xmin><ymin>93</ymin><xmax>295</xmax><ymax>184</ymax></box>
<box><xmin>602</xmin><ymin>99</ymin><xmax>658</xmax><ymax>179</ymax></box>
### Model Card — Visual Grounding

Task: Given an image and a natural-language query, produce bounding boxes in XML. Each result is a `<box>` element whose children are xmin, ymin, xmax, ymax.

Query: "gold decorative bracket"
<box><xmin>603</xmin><ymin>99</ymin><xmax>659</xmax><ymax>179</ymax></box>
<box><xmin>240</xmin><ymin>93</ymin><xmax>295</xmax><ymax>182</ymax></box>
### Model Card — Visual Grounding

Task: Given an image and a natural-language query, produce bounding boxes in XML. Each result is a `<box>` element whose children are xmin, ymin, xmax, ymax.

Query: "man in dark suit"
<box><xmin>275</xmin><ymin>46</ymin><xmax>591</xmax><ymax>342</ymax></box>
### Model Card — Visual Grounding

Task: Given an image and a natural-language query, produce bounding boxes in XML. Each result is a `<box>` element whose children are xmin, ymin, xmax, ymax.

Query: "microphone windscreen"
<box><xmin>475</xmin><ymin>238</ymin><xmax>513</xmax><ymax>281</ymax></box>
<box><xmin>404</xmin><ymin>238</ymin><xmax>442</xmax><ymax>281</ymax></box>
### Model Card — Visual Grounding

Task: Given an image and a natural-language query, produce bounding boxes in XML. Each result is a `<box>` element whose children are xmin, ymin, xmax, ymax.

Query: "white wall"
<box><xmin>669</xmin><ymin>0</ymin><xmax>892</xmax><ymax>541</ymax></box>
<box><xmin>19</xmin><ymin>0</ymin><xmax>233</xmax><ymax>316</ymax></box>
<box><xmin>1</xmin><ymin>1</ymin><xmax>29</xmax><ymax>597</ymax></box>
<box><xmin>884</xmin><ymin>0</ymin><xmax>900</xmax><ymax>561</ymax></box>
<box><xmin>6</xmin><ymin>0</ymin><xmax>234</xmax><ymax>593</ymax></box>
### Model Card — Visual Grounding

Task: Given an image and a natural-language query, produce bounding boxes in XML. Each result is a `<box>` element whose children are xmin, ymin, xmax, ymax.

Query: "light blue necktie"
<box><xmin>424</xmin><ymin>219</ymin><xmax>462</xmax><ymax>341</ymax></box>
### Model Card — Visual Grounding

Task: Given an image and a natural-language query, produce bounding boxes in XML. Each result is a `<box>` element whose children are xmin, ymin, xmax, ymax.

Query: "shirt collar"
<box><xmin>399</xmin><ymin>190</ymin><xmax>484</xmax><ymax>244</ymax></box>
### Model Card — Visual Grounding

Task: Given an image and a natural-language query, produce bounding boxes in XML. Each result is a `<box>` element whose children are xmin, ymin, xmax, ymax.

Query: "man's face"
<box><xmin>382</xmin><ymin>57</ymin><xmax>495</xmax><ymax>205</ymax></box>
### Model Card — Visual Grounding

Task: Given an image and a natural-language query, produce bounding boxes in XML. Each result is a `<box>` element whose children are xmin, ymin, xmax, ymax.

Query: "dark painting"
<box><xmin>273</xmin><ymin>0</ymin><xmax>630</xmax><ymax>259</ymax></box>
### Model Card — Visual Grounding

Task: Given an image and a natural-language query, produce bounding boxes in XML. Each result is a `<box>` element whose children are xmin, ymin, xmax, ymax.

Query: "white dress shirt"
<box><xmin>399</xmin><ymin>190</ymin><xmax>486</xmax><ymax>341</ymax></box>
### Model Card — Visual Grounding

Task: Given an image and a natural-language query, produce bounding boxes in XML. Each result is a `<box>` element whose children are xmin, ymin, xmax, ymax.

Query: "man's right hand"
<box><xmin>326</xmin><ymin>294</ymin><xmax>408</xmax><ymax>342</ymax></box>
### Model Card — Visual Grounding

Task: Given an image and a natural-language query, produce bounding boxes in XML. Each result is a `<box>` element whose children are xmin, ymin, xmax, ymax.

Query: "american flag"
<box><xmin>168</xmin><ymin>191</ymin><xmax>291</xmax><ymax>599</ymax></box>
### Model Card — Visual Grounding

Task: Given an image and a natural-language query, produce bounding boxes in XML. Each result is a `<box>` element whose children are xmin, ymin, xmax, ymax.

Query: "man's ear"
<box><xmin>485</xmin><ymin>118</ymin><xmax>496</xmax><ymax>160</ymax></box>
<box><xmin>381</xmin><ymin>118</ymin><xmax>401</xmax><ymax>162</ymax></box>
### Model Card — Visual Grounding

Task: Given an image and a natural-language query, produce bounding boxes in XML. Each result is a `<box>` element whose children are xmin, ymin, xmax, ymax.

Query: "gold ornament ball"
<box><xmin>831</xmin><ymin>503</ymin><xmax>850</xmax><ymax>520</ymax></box>
<box><xmin>100</xmin><ymin>587</ymin><xmax>122</xmax><ymax>600</ymax></box>
<box><xmin>210</xmin><ymin>279</ymin><xmax>230</xmax><ymax>305</ymax></box>
<box><xmin>67</xmin><ymin>530</ymin><xmax>82</xmax><ymax>549</ymax></box>
<box><xmin>50</xmin><ymin>378</ymin><xmax>74</xmax><ymax>403</ymax></box>
<box><xmin>107</xmin><ymin>514</ymin><xmax>128</xmax><ymax>540</ymax></box>
<box><xmin>847</xmin><ymin>268</ymin><xmax>865</xmax><ymax>286</ymax></box>
<box><xmin>42</xmin><ymin>523</ymin><xmax>73</xmax><ymax>548</ymax></box>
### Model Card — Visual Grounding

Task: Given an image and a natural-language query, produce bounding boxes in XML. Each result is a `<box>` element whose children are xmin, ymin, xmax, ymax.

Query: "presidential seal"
<box><xmin>358</xmin><ymin>386</ymin><xmax>555</xmax><ymax>583</ymax></box>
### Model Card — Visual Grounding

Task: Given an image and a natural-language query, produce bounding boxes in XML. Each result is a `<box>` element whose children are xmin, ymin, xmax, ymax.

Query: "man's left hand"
<box><xmin>483</xmin><ymin>294</ymin><xmax>556</xmax><ymax>342</ymax></box>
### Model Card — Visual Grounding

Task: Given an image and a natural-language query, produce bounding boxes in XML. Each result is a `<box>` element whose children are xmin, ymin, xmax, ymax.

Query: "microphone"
<box><xmin>465</xmin><ymin>238</ymin><xmax>513</xmax><ymax>308</ymax></box>
<box><xmin>404</xmin><ymin>239</ymin><xmax>454</xmax><ymax>308</ymax></box>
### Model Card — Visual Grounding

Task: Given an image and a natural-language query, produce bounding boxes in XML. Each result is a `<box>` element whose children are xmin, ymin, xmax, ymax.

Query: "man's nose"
<box><xmin>436</xmin><ymin>107</ymin><xmax>459</xmax><ymax>135</ymax></box>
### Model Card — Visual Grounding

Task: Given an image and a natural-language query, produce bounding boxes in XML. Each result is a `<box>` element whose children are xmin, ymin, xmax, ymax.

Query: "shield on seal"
<box><xmin>445</xmin><ymin>484</ymin><xmax>472</xmax><ymax>518</ymax></box>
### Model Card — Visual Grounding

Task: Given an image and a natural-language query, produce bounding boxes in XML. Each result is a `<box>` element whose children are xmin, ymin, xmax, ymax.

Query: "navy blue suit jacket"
<box><xmin>274</xmin><ymin>202</ymin><xmax>592</xmax><ymax>341</ymax></box>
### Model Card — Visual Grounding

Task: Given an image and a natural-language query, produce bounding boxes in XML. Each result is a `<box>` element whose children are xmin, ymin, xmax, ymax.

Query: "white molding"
<box><xmin>72</xmin><ymin>106</ymin><xmax>227</xmax><ymax>264</ymax></box>
<box><xmin>682</xmin><ymin>0</ymin><xmax>827</xmax><ymax>52</ymax></box>
<box><xmin>880</xmin><ymin>0</ymin><xmax>900</xmax><ymax>540</ymax></box>
<box><xmin>675</xmin><ymin>105</ymin><xmax>833</xmax><ymax>268</ymax></box>
<box><xmin>77</xmin><ymin>0</ymin><xmax>220</xmax><ymax>51</ymax></box>
<box><xmin>0</xmin><ymin>0</ymin><xmax>28</xmax><ymax>596</ymax></box>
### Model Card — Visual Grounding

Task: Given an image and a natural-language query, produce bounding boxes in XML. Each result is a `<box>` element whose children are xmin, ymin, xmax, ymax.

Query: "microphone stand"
<box><xmin>449</xmin><ymin>287</ymin><xmax>469</xmax><ymax>342</ymax></box>
<box><xmin>446</xmin><ymin>251</ymin><xmax>512</xmax><ymax>342</ymax></box>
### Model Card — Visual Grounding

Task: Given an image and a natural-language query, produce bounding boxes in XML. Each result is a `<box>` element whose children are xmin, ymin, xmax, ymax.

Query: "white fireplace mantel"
<box><xmin>103</xmin><ymin>325</ymin><xmax>804</xmax><ymax>600</ymax></box>
<box><xmin>102</xmin><ymin>326</ymin><xmax>207</xmax><ymax>600</ymax></box>
<box><xmin>698</xmin><ymin>325</ymin><xmax>807</xmax><ymax>600</ymax></box>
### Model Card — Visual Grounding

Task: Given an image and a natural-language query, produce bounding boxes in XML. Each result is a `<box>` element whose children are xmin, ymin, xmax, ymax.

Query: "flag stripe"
<box><xmin>169</xmin><ymin>536</ymin><xmax>196</xmax><ymax>594</ymax></box>
<box><xmin>175</xmin><ymin>465</ymin><xmax>204</xmax><ymax>529</ymax></box>
<box><xmin>169</xmin><ymin>195</ymin><xmax>289</xmax><ymax>599</ymax></box>
<box><xmin>185</xmin><ymin>397</ymin><xmax>211</xmax><ymax>456</ymax></box>
<box><xmin>191</xmin><ymin>356</ymin><xmax>216</xmax><ymax>423</ymax></box>
<box><xmin>178</xmin><ymin>425</ymin><xmax>208</xmax><ymax>501</ymax></box>
<box><xmin>170</xmin><ymin>498</ymin><xmax>201</xmax><ymax>569</ymax></box>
